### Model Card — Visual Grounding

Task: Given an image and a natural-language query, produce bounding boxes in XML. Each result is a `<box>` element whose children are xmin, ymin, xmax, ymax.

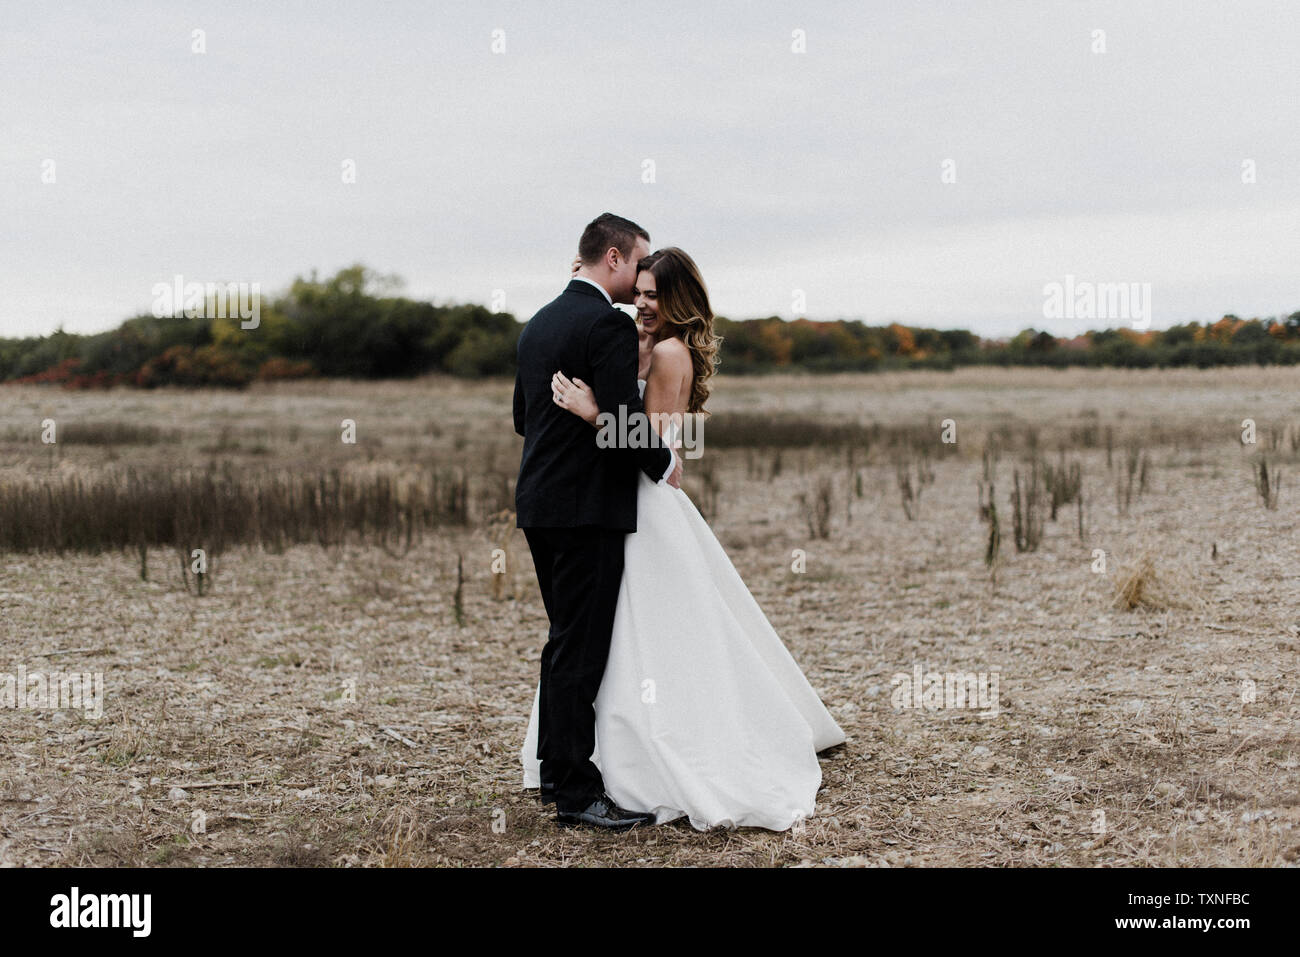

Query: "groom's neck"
<box><xmin>574</xmin><ymin>269</ymin><xmax>613</xmax><ymax>299</ymax></box>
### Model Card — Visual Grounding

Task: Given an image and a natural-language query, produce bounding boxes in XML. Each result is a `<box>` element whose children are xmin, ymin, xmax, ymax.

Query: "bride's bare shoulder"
<box><xmin>651</xmin><ymin>336</ymin><xmax>691</xmax><ymax>367</ymax></box>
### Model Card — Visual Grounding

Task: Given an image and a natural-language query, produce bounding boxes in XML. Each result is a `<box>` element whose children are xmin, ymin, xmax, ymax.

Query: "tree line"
<box><xmin>2</xmin><ymin>265</ymin><xmax>1297</xmax><ymax>387</ymax></box>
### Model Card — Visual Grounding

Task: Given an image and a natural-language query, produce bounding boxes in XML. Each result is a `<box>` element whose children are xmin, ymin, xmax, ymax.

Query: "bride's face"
<box><xmin>634</xmin><ymin>271</ymin><xmax>660</xmax><ymax>338</ymax></box>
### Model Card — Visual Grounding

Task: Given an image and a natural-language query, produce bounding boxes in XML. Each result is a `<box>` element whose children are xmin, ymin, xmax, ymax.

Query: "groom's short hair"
<box><xmin>578</xmin><ymin>213</ymin><xmax>649</xmax><ymax>265</ymax></box>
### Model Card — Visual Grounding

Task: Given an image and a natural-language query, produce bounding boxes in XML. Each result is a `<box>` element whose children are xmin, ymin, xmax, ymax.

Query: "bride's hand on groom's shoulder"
<box><xmin>570</xmin><ymin>255</ymin><xmax>581</xmax><ymax>277</ymax></box>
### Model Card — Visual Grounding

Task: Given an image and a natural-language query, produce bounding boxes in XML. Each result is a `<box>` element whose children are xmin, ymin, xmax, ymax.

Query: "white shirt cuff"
<box><xmin>660</xmin><ymin>446</ymin><xmax>677</xmax><ymax>483</ymax></box>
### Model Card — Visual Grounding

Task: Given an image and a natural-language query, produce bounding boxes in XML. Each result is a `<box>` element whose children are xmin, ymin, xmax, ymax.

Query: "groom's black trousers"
<box><xmin>523</xmin><ymin>524</ymin><xmax>627</xmax><ymax>814</ymax></box>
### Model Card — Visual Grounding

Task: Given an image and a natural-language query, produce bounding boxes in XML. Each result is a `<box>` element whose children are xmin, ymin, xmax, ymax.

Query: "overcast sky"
<box><xmin>3</xmin><ymin>0</ymin><xmax>1297</xmax><ymax>341</ymax></box>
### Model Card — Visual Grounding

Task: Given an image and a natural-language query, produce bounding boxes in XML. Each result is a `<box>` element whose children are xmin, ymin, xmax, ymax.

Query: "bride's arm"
<box><xmin>550</xmin><ymin>338</ymin><xmax>690</xmax><ymax>442</ymax></box>
<box><xmin>551</xmin><ymin>327</ymin><xmax>656</xmax><ymax>427</ymax></box>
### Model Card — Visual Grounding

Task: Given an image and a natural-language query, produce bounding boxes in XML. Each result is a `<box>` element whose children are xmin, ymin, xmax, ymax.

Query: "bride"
<box><xmin>520</xmin><ymin>246</ymin><xmax>846</xmax><ymax>831</ymax></box>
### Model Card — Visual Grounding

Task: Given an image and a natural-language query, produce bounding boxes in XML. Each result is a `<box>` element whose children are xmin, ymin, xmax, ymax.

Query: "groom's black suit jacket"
<box><xmin>513</xmin><ymin>280</ymin><xmax>671</xmax><ymax>531</ymax></box>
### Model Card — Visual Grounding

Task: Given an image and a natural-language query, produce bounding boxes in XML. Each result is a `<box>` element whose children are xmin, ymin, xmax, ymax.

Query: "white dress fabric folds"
<box><xmin>522</xmin><ymin>397</ymin><xmax>845</xmax><ymax>830</ymax></box>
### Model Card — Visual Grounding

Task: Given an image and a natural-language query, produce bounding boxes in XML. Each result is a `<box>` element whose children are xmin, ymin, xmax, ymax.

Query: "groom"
<box><xmin>513</xmin><ymin>212</ymin><xmax>683</xmax><ymax>829</ymax></box>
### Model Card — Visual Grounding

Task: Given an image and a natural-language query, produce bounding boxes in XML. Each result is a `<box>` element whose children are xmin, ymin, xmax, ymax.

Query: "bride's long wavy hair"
<box><xmin>637</xmin><ymin>247</ymin><xmax>723</xmax><ymax>416</ymax></box>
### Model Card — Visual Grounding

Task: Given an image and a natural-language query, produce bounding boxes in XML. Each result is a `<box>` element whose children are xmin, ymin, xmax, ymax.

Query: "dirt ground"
<box><xmin>1</xmin><ymin>367</ymin><xmax>1297</xmax><ymax>867</ymax></box>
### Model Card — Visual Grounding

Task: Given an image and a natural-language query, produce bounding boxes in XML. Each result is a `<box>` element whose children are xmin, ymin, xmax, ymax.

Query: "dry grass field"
<box><xmin>1</xmin><ymin>366</ymin><xmax>1298</xmax><ymax>867</ymax></box>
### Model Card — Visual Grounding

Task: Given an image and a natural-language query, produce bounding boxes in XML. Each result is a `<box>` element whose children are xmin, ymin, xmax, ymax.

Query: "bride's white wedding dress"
<box><xmin>521</xmin><ymin>380</ymin><xmax>846</xmax><ymax>831</ymax></box>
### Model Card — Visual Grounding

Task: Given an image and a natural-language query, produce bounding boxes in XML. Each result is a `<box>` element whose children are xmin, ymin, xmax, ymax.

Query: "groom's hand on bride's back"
<box><xmin>666</xmin><ymin>450</ymin><xmax>683</xmax><ymax>489</ymax></box>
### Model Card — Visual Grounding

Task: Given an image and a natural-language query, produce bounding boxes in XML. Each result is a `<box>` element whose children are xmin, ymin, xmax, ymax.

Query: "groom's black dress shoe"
<box><xmin>539</xmin><ymin>781</ymin><xmax>556</xmax><ymax>805</ymax></box>
<box><xmin>556</xmin><ymin>793</ymin><xmax>656</xmax><ymax>830</ymax></box>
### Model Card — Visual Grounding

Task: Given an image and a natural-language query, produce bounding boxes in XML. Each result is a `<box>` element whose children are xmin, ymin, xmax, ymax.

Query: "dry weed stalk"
<box><xmin>1253</xmin><ymin>457</ymin><xmax>1281</xmax><ymax>510</ymax></box>
<box><xmin>1011</xmin><ymin>459</ymin><xmax>1043</xmax><ymax>552</ymax></box>
<box><xmin>896</xmin><ymin>448</ymin><xmax>935</xmax><ymax>521</ymax></box>
<box><xmin>1113</xmin><ymin>549</ymin><xmax>1204</xmax><ymax>612</ymax></box>
<box><xmin>797</xmin><ymin>476</ymin><xmax>833</xmax><ymax>539</ymax></box>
